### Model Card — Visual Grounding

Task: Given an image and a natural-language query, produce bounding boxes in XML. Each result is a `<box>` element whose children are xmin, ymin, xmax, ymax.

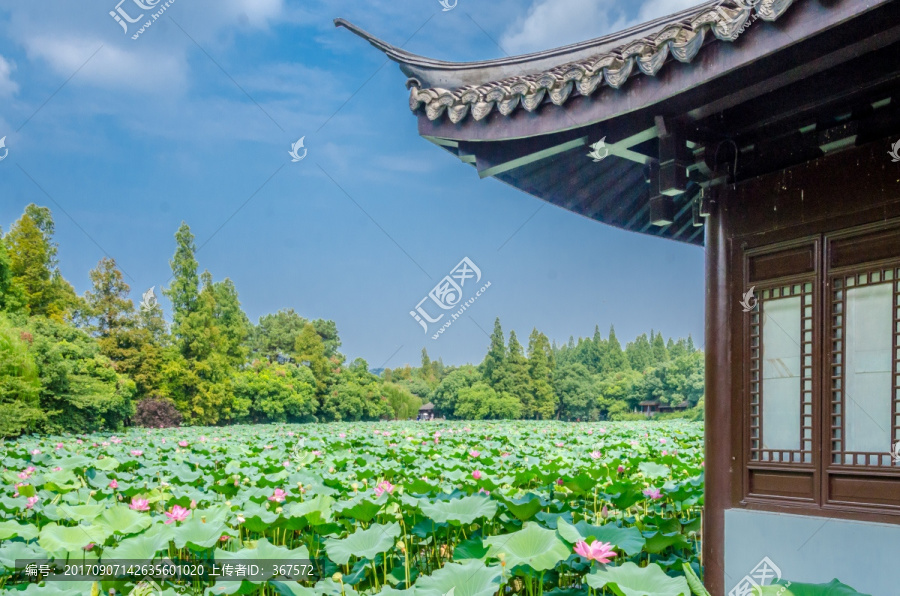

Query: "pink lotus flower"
<box><xmin>599</xmin><ymin>428</ymin><xmax>606</xmax><ymax>434</ymax></box>
<box><xmin>129</xmin><ymin>498</ymin><xmax>150</xmax><ymax>511</ymax></box>
<box><xmin>617</xmin><ymin>465</ymin><xmax>625</xmax><ymax>473</ymax></box>
<box><xmin>282</xmin><ymin>461</ymin><xmax>290</xmax><ymax>468</ymax></box>
<box><xmin>659</xmin><ymin>438</ymin><xmax>667</xmax><ymax>444</ymax></box>
<box><xmin>17</xmin><ymin>471</ymin><xmax>29</xmax><ymax>480</ymax></box>
<box><xmin>76</xmin><ymin>439</ymin><xmax>83</xmax><ymax>444</ymax></box>
<box><xmin>111</xmin><ymin>437</ymin><xmax>122</xmax><ymax>444</ymax></box>
<box><xmin>472</xmin><ymin>470</ymin><xmax>482</xmax><ymax>480</ymax></box>
<box><xmin>30</xmin><ymin>449</ymin><xmax>41</xmax><ymax>455</ymax></box>
<box><xmin>164</xmin><ymin>505</ymin><xmax>190</xmax><ymax>524</ymax></box>
<box><xmin>264</xmin><ymin>445</ymin><xmax>273</xmax><ymax>450</ymax></box>
<box><xmin>101</xmin><ymin>441</ymin><xmax>110</xmax><ymax>447</ymax></box>
<box><xmin>373</xmin><ymin>430</ymin><xmax>381</xmax><ymax>435</ymax></box>
<box><xmin>662</xmin><ymin>450</ymin><xmax>668</xmax><ymax>456</ymax></box>
<box><xmin>131</xmin><ymin>450</ymin><xmax>143</xmax><ymax>457</ymax></box>
<box><xmin>55</xmin><ymin>443</ymin><xmax>64</xmax><ymax>450</ymax></box>
<box><xmin>586</xmin><ymin>430</ymin><xmax>593</xmax><ymax>435</ymax></box>
<box><xmin>178</xmin><ymin>440</ymin><xmax>188</xmax><ymax>447</ymax></box>
<box><xmin>53</xmin><ymin>466</ymin><xmax>62</xmax><ymax>472</ymax></box>
<box><xmin>556</xmin><ymin>478</ymin><xmax>564</xmax><ymax>486</ymax></box>
<box><xmin>268</xmin><ymin>489</ymin><xmax>287</xmax><ymax>503</ymax></box>
<box><xmin>25</xmin><ymin>496</ymin><xmax>39</xmax><ymax>509</ymax></box>
<box><xmin>574</xmin><ymin>540</ymin><xmax>616</xmax><ymax>563</ymax></box>
<box><xmin>220</xmin><ymin>535</ymin><xmax>229</xmax><ymax>542</ymax></box>
<box><xmin>109</xmin><ymin>480</ymin><xmax>118</xmax><ymax>489</ymax></box>
<box><xmin>374</xmin><ymin>481</ymin><xmax>394</xmax><ymax>497</ymax></box>
<box><xmin>601</xmin><ymin>505</ymin><xmax>609</xmax><ymax>519</ymax></box>
<box><xmin>590</xmin><ymin>451</ymin><xmax>602</xmax><ymax>460</ymax></box>
<box><xmin>339</xmin><ymin>433</ymin><xmax>346</xmax><ymax>438</ymax></box>
<box><xmin>555</xmin><ymin>442</ymin><xmax>564</xmax><ymax>448</ymax></box>
<box><xmin>311</xmin><ymin>450</ymin><xmax>322</xmax><ymax>457</ymax></box>
<box><xmin>469</xmin><ymin>450</ymin><xmax>480</xmax><ymax>458</ymax></box>
<box><xmin>478</xmin><ymin>487</ymin><xmax>490</xmax><ymax>495</ymax></box>
<box><xmin>643</xmin><ymin>487</ymin><xmax>663</xmax><ymax>500</ymax></box>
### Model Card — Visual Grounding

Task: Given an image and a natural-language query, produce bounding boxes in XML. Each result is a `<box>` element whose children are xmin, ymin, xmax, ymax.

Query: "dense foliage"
<box><xmin>0</xmin><ymin>420</ymin><xmax>705</xmax><ymax>596</ymax></box>
<box><xmin>0</xmin><ymin>205</ymin><xmax>704</xmax><ymax>437</ymax></box>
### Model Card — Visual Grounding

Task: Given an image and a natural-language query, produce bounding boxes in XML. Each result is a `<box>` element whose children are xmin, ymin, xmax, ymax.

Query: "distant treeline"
<box><xmin>0</xmin><ymin>204</ymin><xmax>702</xmax><ymax>437</ymax></box>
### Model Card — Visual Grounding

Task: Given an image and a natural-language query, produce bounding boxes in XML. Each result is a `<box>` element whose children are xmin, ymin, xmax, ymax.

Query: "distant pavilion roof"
<box><xmin>419</xmin><ymin>403</ymin><xmax>435</xmax><ymax>410</ymax></box>
<box><xmin>336</xmin><ymin>1</ymin><xmax>900</xmax><ymax>245</ymax></box>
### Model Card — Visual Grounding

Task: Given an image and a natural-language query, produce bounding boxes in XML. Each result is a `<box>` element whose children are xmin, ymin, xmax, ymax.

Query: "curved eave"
<box><xmin>335</xmin><ymin>1</ymin><xmax>726</xmax><ymax>89</ymax></box>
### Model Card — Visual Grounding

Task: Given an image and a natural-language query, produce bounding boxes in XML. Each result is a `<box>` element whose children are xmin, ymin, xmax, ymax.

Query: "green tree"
<box><xmin>232</xmin><ymin>360</ymin><xmax>317</xmax><ymax>423</ymax></box>
<box><xmin>554</xmin><ymin>362</ymin><xmax>595</xmax><ymax>420</ymax></box>
<box><xmin>211</xmin><ymin>278</ymin><xmax>250</xmax><ymax>366</ymax></box>
<box><xmin>431</xmin><ymin>365</ymin><xmax>480</xmax><ymax>416</ymax></box>
<box><xmin>603</xmin><ymin>326</ymin><xmax>628</xmax><ymax>372</ymax></box>
<box><xmin>481</xmin><ymin>318</ymin><xmax>507</xmax><ymax>386</ymax></box>
<box><xmin>321</xmin><ymin>358</ymin><xmax>392</xmax><ymax>421</ymax></box>
<box><xmin>164</xmin><ymin>222</ymin><xmax>199</xmax><ymax>353</ymax></box>
<box><xmin>626</xmin><ymin>333</ymin><xmax>654</xmax><ymax>371</ymax></box>
<box><xmin>4</xmin><ymin>205</ymin><xmax>78</xmax><ymax>320</ymax></box>
<box><xmin>0</xmin><ymin>230</ymin><xmax>26</xmax><ymax>313</ymax></box>
<box><xmin>455</xmin><ymin>382</ymin><xmax>520</xmax><ymax>420</ymax></box>
<box><xmin>294</xmin><ymin>322</ymin><xmax>332</xmax><ymax>391</ymax></box>
<box><xmin>652</xmin><ymin>331</ymin><xmax>669</xmax><ymax>364</ymax></box>
<box><xmin>26</xmin><ymin>316</ymin><xmax>136</xmax><ymax>432</ymax></box>
<box><xmin>0</xmin><ymin>315</ymin><xmax>42</xmax><ymax>437</ymax></box>
<box><xmin>382</xmin><ymin>382</ymin><xmax>422</xmax><ymax>419</ymax></box>
<box><xmin>500</xmin><ymin>330</ymin><xmax>533</xmax><ymax>413</ymax></box>
<box><xmin>250</xmin><ymin>309</ymin><xmax>308</xmax><ymax>362</ymax></box>
<box><xmin>527</xmin><ymin>328</ymin><xmax>557</xmax><ymax>419</ymax></box>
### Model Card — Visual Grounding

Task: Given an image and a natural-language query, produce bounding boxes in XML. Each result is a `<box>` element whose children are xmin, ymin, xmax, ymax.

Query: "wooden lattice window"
<box><xmin>749</xmin><ymin>282</ymin><xmax>815</xmax><ymax>464</ymax></box>
<box><xmin>829</xmin><ymin>266</ymin><xmax>900</xmax><ymax>468</ymax></box>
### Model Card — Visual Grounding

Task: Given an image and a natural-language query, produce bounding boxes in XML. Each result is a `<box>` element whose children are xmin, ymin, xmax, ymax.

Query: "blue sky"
<box><xmin>0</xmin><ymin>0</ymin><xmax>704</xmax><ymax>367</ymax></box>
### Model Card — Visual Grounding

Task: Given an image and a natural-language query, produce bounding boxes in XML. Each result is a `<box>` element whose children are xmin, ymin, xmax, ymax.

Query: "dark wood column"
<box><xmin>704</xmin><ymin>204</ymin><xmax>731</xmax><ymax>595</ymax></box>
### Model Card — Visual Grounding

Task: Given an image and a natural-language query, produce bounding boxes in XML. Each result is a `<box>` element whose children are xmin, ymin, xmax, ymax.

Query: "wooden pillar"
<box><xmin>704</xmin><ymin>204</ymin><xmax>730</xmax><ymax>595</ymax></box>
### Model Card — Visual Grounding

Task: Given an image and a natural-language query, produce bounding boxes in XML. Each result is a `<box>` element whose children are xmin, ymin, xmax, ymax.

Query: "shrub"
<box><xmin>133</xmin><ymin>397</ymin><xmax>182</xmax><ymax>428</ymax></box>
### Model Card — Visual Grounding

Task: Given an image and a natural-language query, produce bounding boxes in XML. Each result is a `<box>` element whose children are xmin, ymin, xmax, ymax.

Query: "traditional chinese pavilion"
<box><xmin>337</xmin><ymin>0</ymin><xmax>900</xmax><ymax>593</ymax></box>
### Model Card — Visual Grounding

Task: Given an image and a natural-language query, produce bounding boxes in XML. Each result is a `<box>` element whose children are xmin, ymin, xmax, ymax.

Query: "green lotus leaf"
<box><xmin>92</xmin><ymin>458</ymin><xmax>120</xmax><ymax>471</ymax></box>
<box><xmin>0</xmin><ymin>520</ymin><xmax>39</xmax><ymax>541</ymax></box>
<box><xmin>637</xmin><ymin>462</ymin><xmax>670</xmax><ymax>479</ymax></box>
<box><xmin>313</xmin><ymin>578</ymin><xmax>360</xmax><ymax>596</ymax></box>
<box><xmin>172</xmin><ymin>514</ymin><xmax>236</xmax><ymax>550</ymax></box>
<box><xmin>484</xmin><ymin>522</ymin><xmax>570</xmax><ymax>571</ymax></box>
<box><xmin>215</xmin><ymin>537</ymin><xmax>310</xmax><ymax>583</ymax></box>
<box><xmin>586</xmin><ymin>562</ymin><xmax>689</xmax><ymax>596</ymax></box>
<box><xmin>38</xmin><ymin>523</ymin><xmax>110</xmax><ymax>556</ymax></box>
<box><xmin>95</xmin><ymin>505</ymin><xmax>153</xmax><ymax>535</ymax></box>
<box><xmin>325</xmin><ymin>522</ymin><xmax>400</xmax><ymax>565</ymax></box>
<box><xmin>557</xmin><ymin>519</ymin><xmax>646</xmax><ymax>557</ymax></box>
<box><xmin>103</xmin><ymin>524</ymin><xmax>170</xmax><ymax>561</ymax></box>
<box><xmin>419</xmin><ymin>495</ymin><xmax>497</xmax><ymax>525</ymax></box>
<box><xmin>285</xmin><ymin>495</ymin><xmax>334</xmax><ymax>526</ymax></box>
<box><xmin>55</xmin><ymin>503</ymin><xmax>106</xmax><ymax>522</ymax></box>
<box><xmin>413</xmin><ymin>559</ymin><xmax>502</xmax><ymax>596</ymax></box>
<box><xmin>0</xmin><ymin>541</ymin><xmax>47</xmax><ymax>570</ymax></box>
<box><xmin>499</xmin><ymin>493</ymin><xmax>543</xmax><ymax>521</ymax></box>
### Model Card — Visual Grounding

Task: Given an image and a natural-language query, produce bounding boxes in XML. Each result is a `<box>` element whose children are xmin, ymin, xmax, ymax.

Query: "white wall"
<box><xmin>724</xmin><ymin>508</ymin><xmax>899</xmax><ymax>595</ymax></box>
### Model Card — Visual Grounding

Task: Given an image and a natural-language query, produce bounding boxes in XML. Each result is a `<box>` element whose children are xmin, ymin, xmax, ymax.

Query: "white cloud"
<box><xmin>501</xmin><ymin>0</ymin><xmax>626</xmax><ymax>55</ymax></box>
<box><xmin>501</xmin><ymin>0</ymin><xmax>703</xmax><ymax>56</ymax></box>
<box><xmin>634</xmin><ymin>0</ymin><xmax>702</xmax><ymax>23</ymax></box>
<box><xmin>23</xmin><ymin>36</ymin><xmax>187</xmax><ymax>93</ymax></box>
<box><xmin>0</xmin><ymin>55</ymin><xmax>19</xmax><ymax>97</ymax></box>
<box><xmin>224</xmin><ymin>0</ymin><xmax>284</xmax><ymax>27</ymax></box>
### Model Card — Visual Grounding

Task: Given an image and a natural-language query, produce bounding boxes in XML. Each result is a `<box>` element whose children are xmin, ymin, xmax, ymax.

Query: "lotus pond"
<box><xmin>0</xmin><ymin>421</ymin><xmax>705</xmax><ymax>596</ymax></box>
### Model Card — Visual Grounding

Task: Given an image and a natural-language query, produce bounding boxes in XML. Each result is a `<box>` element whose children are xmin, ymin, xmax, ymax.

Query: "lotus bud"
<box><xmin>601</xmin><ymin>505</ymin><xmax>609</xmax><ymax>519</ymax></box>
<box><xmin>332</xmin><ymin>572</ymin><xmax>343</xmax><ymax>582</ymax></box>
<box><xmin>396</xmin><ymin>541</ymin><xmax>406</xmax><ymax>553</ymax></box>
<box><xmin>225</xmin><ymin>500</ymin><xmax>231</xmax><ymax>506</ymax></box>
<box><xmin>276</xmin><ymin>507</ymin><xmax>283</xmax><ymax>514</ymax></box>
<box><xmin>89</xmin><ymin>490</ymin><xmax>96</xmax><ymax>496</ymax></box>
<box><xmin>236</xmin><ymin>515</ymin><xmax>245</xmax><ymax>524</ymax></box>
